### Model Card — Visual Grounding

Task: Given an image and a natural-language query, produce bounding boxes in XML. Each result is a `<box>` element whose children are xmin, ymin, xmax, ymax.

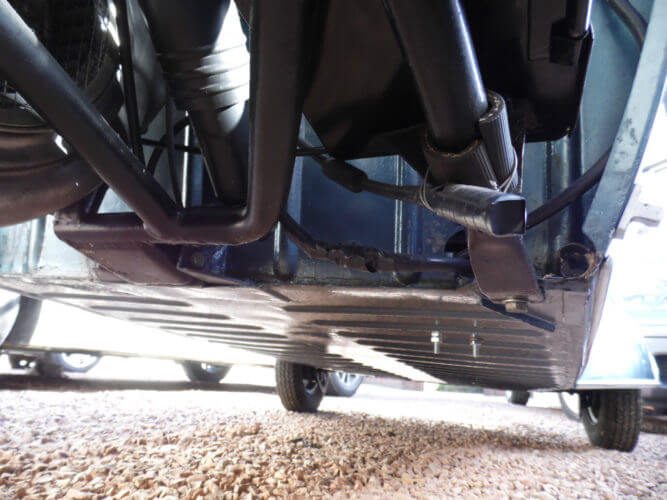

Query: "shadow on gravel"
<box><xmin>0</xmin><ymin>374</ymin><xmax>276</xmax><ymax>394</ymax></box>
<box><xmin>642</xmin><ymin>416</ymin><xmax>667</xmax><ymax>435</ymax></box>
<box><xmin>2</xmin><ymin>375</ymin><xmax>665</xmax><ymax>442</ymax></box>
<box><xmin>296</xmin><ymin>411</ymin><xmax>594</xmax><ymax>453</ymax></box>
<box><xmin>295</xmin><ymin>410</ymin><xmax>590</xmax><ymax>451</ymax></box>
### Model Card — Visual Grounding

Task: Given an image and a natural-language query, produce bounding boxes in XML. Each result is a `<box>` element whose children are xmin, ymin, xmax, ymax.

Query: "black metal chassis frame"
<box><xmin>3</xmin><ymin>0</ymin><xmax>543</xmax><ymax>292</ymax></box>
<box><xmin>0</xmin><ymin>0</ymin><xmax>660</xmax><ymax>391</ymax></box>
<box><xmin>0</xmin><ymin>0</ymin><xmax>316</xmax><ymax>246</ymax></box>
<box><xmin>0</xmin><ymin>2</ymin><xmax>528</xmax><ymax>240</ymax></box>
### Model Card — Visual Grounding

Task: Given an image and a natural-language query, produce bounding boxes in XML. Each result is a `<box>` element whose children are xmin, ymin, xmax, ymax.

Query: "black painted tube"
<box><xmin>116</xmin><ymin>0</ymin><xmax>145</xmax><ymax>162</ymax></box>
<box><xmin>139</xmin><ymin>0</ymin><xmax>250</xmax><ymax>205</ymax></box>
<box><xmin>566</xmin><ymin>0</ymin><xmax>593</xmax><ymax>38</ymax></box>
<box><xmin>384</xmin><ymin>0</ymin><xmax>488</xmax><ymax>152</ymax></box>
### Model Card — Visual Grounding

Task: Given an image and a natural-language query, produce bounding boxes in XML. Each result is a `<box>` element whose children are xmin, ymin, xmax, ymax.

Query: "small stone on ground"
<box><xmin>1</xmin><ymin>375</ymin><xmax>666</xmax><ymax>498</ymax></box>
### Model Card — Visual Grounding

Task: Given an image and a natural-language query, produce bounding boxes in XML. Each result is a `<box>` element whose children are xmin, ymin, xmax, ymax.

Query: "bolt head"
<box><xmin>504</xmin><ymin>299</ymin><xmax>528</xmax><ymax>314</ymax></box>
<box><xmin>190</xmin><ymin>252</ymin><xmax>206</xmax><ymax>268</ymax></box>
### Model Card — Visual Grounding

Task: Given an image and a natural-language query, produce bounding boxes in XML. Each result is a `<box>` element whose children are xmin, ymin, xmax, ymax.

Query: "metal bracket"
<box><xmin>468</xmin><ymin>231</ymin><xmax>540</xmax><ymax>304</ymax></box>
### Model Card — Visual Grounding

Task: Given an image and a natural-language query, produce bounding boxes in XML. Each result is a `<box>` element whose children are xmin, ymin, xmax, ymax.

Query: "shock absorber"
<box><xmin>385</xmin><ymin>0</ymin><xmax>516</xmax><ymax>191</ymax></box>
<box><xmin>384</xmin><ymin>0</ymin><xmax>538</xmax><ymax>304</ymax></box>
<box><xmin>139</xmin><ymin>0</ymin><xmax>250</xmax><ymax>206</ymax></box>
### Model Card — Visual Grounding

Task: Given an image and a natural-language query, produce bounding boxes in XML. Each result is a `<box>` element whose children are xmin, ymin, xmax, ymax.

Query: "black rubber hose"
<box><xmin>139</xmin><ymin>0</ymin><xmax>250</xmax><ymax>205</ymax></box>
<box><xmin>526</xmin><ymin>0</ymin><xmax>646</xmax><ymax>229</ymax></box>
<box><xmin>607</xmin><ymin>0</ymin><xmax>647</xmax><ymax>46</ymax></box>
<box><xmin>526</xmin><ymin>149</ymin><xmax>610</xmax><ymax>229</ymax></box>
<box><xmin>303</xmin><ymin>141</ymin><xmax>526</xmax><ymax>237</ymax></box>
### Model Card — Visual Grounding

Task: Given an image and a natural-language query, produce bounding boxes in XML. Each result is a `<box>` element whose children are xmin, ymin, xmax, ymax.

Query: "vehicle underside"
<box><xmin>0</xmin><ymin>0</ymin><xmax>664</xmax><ymax>405</ymax></box>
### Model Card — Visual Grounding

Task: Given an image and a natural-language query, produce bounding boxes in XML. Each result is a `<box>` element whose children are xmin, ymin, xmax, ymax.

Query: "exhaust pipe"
<box><xmin>139</xmin><ymin>0</ymin><xmax>250</xmax><ymax>206</ymax></box>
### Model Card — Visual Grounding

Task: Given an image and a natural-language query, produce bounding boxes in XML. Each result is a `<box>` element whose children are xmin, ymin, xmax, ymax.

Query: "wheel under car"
<box><xmin>182</xmin><ymin>361</ymin><xmax>231</xmax><ymax>383</ymax></box>
<box><xmin>275</xmin><ymin>360</ymin><xmax>328</xmax><ymax>413</ymax></box>
<box><xmin>580</xmin><ymin>390</ymin><xmax>642</xmax><ymax>452</ymax></box>
<box><xmin>9</xmin><ymin>352</ymin><xmax>101</xmax><ymax>378</ymax></box>
<box><xmin>506</xmin><ymin>390</ymin><xmax>531</xmax><ymax>406</ymax></box>
<box><xmin>326</xmin><ymin>371</ymin><xmax>364</xmax><ymax>397</ymax></box>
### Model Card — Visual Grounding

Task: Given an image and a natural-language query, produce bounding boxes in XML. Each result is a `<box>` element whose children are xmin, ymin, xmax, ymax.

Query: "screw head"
<box><xmin>470</xmin><ymin>334</ymin><xmax>482</xmax><ymax>358</ymax></box>
<box><xmin>431</xmin><ymin>331</ymin><xmax>441</xmax><ymax>355</ymax></box>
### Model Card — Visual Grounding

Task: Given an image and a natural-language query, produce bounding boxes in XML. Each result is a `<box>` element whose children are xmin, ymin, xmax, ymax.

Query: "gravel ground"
<box><xmin>1</xmin><ymin>370</ymin><xmax>666</xmax><ymax>499</ymax></box>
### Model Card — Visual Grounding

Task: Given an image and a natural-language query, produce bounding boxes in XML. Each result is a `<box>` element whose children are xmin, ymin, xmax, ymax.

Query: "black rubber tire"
<box><xmin>34</xmin><ymin>357</ymin><xmax>66</xmax><ymax>378</ymax></box>
<box><xmin>275</xmin><ymin>360</ymin><xmax>325</xmax><ymax>412</ymax></box>
<box><xmin>506</xmin><ymin>390</ymin><xmax>531</xmax><ymax>406</ymax></box>
<box><xmin>326</xmin><ymin>372</ymin><xmax>364</xmax><ymax>397</ymax></box>
<box><xmin>581</xmin><ymin>389</ymin><xmax>642</xmax><ymax>452</ymax></box>
<box><xmin>51</xmin><ymin>352</ymin><xmax>101</xmax><ymax>373</ymax></box>
<box><xmin>182</xmin><ymin>361</ymin><xmax>231</xmax><ymax>383</ymax></box>
<box><xmin>33</xmin><ymin>352</ymin><xmax>100</xmax><ymax>378</ymax></box>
